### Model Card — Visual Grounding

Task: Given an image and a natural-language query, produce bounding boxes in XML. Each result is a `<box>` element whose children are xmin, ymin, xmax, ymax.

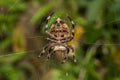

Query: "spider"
<box><xmin>38</xmin><ymin>13</ymin><xmax>76</xmax><ymax>63</ymax></box>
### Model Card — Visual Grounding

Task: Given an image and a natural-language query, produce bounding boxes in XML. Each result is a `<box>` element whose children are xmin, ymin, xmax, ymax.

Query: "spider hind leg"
<box><xmin>61</xmin><ymin>52</ymin><xmax>67</xmax><ymax>64</ymax></box>
<box><xmin>68</xmin><ymin>45</ymin><xmax>77</xmax><ymax>63</ymax></box>
<box><xmin>61</xmin><ymin>48</ymin><xmax>69</xmax><ymax>64</ymax></box>
<box><xmin>38</xmin><ymin>44</ymin><xmax>50</xmax><ymax>57</ymax></box>
<box><xmin>46</xmin><ymin>48</ymin><xmax>53</xmax><ymax>61</ymax></box>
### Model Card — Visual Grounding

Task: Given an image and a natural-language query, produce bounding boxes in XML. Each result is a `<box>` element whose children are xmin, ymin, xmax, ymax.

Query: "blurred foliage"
<box><xmin>0</xmin><ymin>0</ymin><xmax>120</xmax><ymax>80</ymax></box>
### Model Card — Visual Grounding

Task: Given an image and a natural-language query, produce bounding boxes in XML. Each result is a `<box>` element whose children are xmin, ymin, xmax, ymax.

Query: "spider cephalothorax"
<box><xmin>38</xmin><ymin>14</ymin><xmax>76</xmax><ymax>63</ymax></box>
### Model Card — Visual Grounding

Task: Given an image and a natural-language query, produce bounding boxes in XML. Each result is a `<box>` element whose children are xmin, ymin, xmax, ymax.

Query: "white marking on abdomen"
<box><xmin>54</xmin><ymin>45</ymin><xmax>66</xmax><ymax>51</ymax></box>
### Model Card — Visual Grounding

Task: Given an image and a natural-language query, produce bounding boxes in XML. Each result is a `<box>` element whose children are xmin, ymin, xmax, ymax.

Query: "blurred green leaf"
<box><xmin>31</xmin><ymin>1</ymin><xmax>55</xmax><ymax>23</ymax></box>
<box><xmin>0</xmin><ymin>38</ymin><xmax>11</xmax><ymax>49</ymax></box>
<box><xmin>0</xmin><ymin>65</ymin><xmax>20</xmax><ymax>80</ymax></box>
<box><xmin>87</xmin><ymin>0</ymin><xmax>104</xmax><ymax>22</ymax></box>
<box><xmin>0</xmin><ymin>51</ymin><xmax>26</xmax><ymax>64</ymax></box>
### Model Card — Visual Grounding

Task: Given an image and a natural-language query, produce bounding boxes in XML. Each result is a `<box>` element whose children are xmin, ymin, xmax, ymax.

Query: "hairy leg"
<box><xmin>61</xmin><ymin>35</ymin><xmax>73</xmax><ymax>43</ymax></box>
<box><xmin>67</xmin><ymin>45</ymin><xmax>76</xmax><ymax>63</ymax></box>
<box><xmin>67</xmin><ymin>16</ymin><xmax>75</xmax><ymax>37</ymax></box>
<box><xmin>46</xmin><ymin>37</ymin><xmax>57</xmax><ymax>42</ymax></box>
<box><xmin>38</xmin><ymin>43</ymin><xmax>50</xmax><ymax>57</ymax></box>
<box><xmin>60</xmin><ymin>16</ymin><xmax>75</xmax><ymax>43</ymax></box>
<box><xmin>45</xmin><ymin>12</ymin><xmax>57</xmax><ymax>40</ymax></box>
<box><xmin>46</xmin><ymin>46</ymin><xmax>53</xmax><ymax>60</ymax></box>
<box><xmin>61</xmin><ymin>47</ymin><xmax>70</xmax><ymax>64</ymax></box>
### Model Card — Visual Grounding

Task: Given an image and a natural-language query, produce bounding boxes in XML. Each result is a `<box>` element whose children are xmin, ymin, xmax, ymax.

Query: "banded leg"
<box><xmin>38</xmin><ymin>43</ymin><xmax>50</xmax><ymax>57</ymax></box>
<box><xmin>46</xmin><ymin>46</ymin><xmax>53</xmax><ymax>61</ymax></box>
<box><xmin>67</xmin><ymin>16</ymin><xmax>75</xmax><ymax>37</ymax></box>
<box><xmin>45</xmin><ymin>12</ymin><xmax>54</xmax><ymax>31</ymax></box>
<box><xmin>61</xmin><ymin>36</ymin><xmax>73</xmax><ymax>43</ymax></box>
<box><xmin>46</xmin><ymin>52</ymin><xmax>51</xmax><ymax>61</ymax></box>
<box><xmin>68</xmin><ymin>45</ymin><xmax>76</xmax><ymax>63</ymax></box>
<box><xmin>46</xmin><ymin>31</ymin><xmax>57</xmax><ymax>40</ymax></box>
<box><xmin>46</xmin><ymin>37</ymin><xmax>57</xmax><ymax>42</ymax></box>
<box><xmin>61</xmin><ymin>51</ymin><xmax>68</xmax><ymax>64</ymax></box>
<box><xmin>61</xmin><ymin>46</ymin><xmax>70</xmax><ymax>64</ymax></box>
<box><xmin>45</xmin><ymin>12</ymin><xmax>53</xmax><ymax>35</ymax></box>
<box><xmin>45</xmin><ymin>12</ymin><xmax>57</xmax><ymax>40</ymax></box>
<box><xmin>61</xmin><ymin>16</ymin><xmax>75</xmax><ymax>43</ymax></box>
<box><xmin>46</xmin><ymin>43</ymin><xmax>56</xmax><ymax>61</ymax></box>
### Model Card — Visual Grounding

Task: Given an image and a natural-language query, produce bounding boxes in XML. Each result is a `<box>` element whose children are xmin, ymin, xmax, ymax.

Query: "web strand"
<box><xmin>84</xmin><ymin>43</ymin><xmax>120</xmax><ymax>45</ymax></box>
<box><xmin>26</xmin><ymin>35</ymin><xmax>46</xmax><ymax>39</ymax></box>
<box><xmin>0</xmin><ymin>48</ymin><xmax>41</xmax><ymax>58</ymax></box>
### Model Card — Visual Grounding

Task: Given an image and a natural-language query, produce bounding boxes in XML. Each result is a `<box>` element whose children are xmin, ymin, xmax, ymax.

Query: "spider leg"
<box><xmin>38</xmin><ymin>43</ymin><xmax>50</xmax><ymax>57</ymax></box>
<box><xmin>61</xmin><ymin>36</ymin><xmax>73</xmax><ymax>43</ymax></box>
<box><xmin>67</xmin><ymin>16</ymin><xmax>75</xmax><ymax>37</ymax></box>
<box><xmin>45</xmin><ymin>31</ymin><xmax>56</xmax><ymax>39</ymax></box>
<box><xmin>45</xmin><ymin>12</ymin><xmax>54</xmax><ymax>31</ymax></box>
<box><xmin>45</xmin><ymin>13</ymin><xmax>57</xmax><ymax>40</ymax></box>
<box><xmin>46</xmin><ymin>47</ymin><xmax>53</xmax><ymax>61</ymax></box>
<box><xmin>61</xmin><ymin>47</ymin><xmax>70</xmax><ymax>64</ymax></box>
<box><xmin>45</xmin><ymin>13</ymin><xmax>58</xmax><ymax>41</ymax></box>
<box><xmin>47</xmin><ymin>52</ymin><xmax>51</xmax><ymax>61</ymax></box>
<box><xmin>46</xmin><ymin>43</ymin><xmax>56</xmax><ymax>61</ymax></box>
<box><xmin>61</xmin><ymin>51</ymin><xmax>67</xmax><ymax>64</ymax></box>
<box><xmin>61</xmin><ymin>16</ymin><xmax>75</xmax><ymax>43</ymax></box>
<box><xmin>67</xmin><ymin>45</ymin><xmax>76</xmax><ymax>63</ymax></box>
<box><xmin>46</xmin><ymin>37</ymin><xmax>57</xmax><ymax>42</ymax></box>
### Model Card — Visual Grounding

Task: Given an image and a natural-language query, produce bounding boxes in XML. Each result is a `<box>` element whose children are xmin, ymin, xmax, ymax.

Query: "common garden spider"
<box><xmin>38</xmin><ymin>13</ymin><xmax>76</xmax><ymax>63</ymax></box>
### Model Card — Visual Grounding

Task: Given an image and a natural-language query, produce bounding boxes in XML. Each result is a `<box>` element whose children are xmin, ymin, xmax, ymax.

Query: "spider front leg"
<box><xmin>61</xmin><ymin>16</ymin><xmax>75</xmax><ymax>43</ymax></box>
<box><xmin>45</xmin><ymin>12</ymin><xmax>54</xmax><ymax>31</ymax></box>
<box><xmin>45</xmin><ymin>31</ymin><xmax>57</xmax><ymax>40</ymax></box>
<box><xmin>46</xmin><ymin>37</ymin><xmax>57</xmax><ymax>42</ymax></box>
<box><xmin>67</xmin><ymin>16</ymin><xmax>75</xmax><ymax>37</ymax></box>
<box><xmin>45</xmin><ymin>13</ymin><xmax>56</xmax><ymax>40</ymax></box>
<box><xmin>61</xmin><ymin>35</ymin><xmax>74</xmax><ymax>43</ymax></box>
